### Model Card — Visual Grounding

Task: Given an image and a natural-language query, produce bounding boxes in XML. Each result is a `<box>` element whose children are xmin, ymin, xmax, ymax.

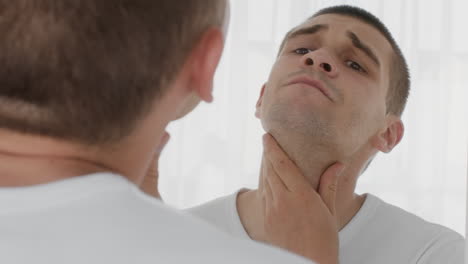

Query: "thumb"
<box><xmin>141</xmin><ymin>131</ymin><xmax>170</xmax><ymax>199</ymax></box>
<box><xmin>148</xmin><ymin>131</ymin><xmax>170</xmax><ymax>175</ymax></box>
<box><xmin>156</xmin><ymin>132</ymin><xmax>170</xmax><ymax>154</ymax></box>
<box><xmin>318</xmin><ymin>162</ymin><xmax>345</xmax><ymax>216</ymax></box>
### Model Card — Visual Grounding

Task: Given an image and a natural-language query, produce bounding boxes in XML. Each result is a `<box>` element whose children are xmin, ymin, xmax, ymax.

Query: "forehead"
<box><xmin>292</xmin><ymin>14</ymin><xmax>393</xmax><ymax>66</ymax></box>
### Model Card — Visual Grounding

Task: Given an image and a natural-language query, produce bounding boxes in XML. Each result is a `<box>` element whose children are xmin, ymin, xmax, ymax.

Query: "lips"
<box><xmin>286</xmin><ymin>76</ymin><xmax>333</xmax><ymax>102</ymax></box>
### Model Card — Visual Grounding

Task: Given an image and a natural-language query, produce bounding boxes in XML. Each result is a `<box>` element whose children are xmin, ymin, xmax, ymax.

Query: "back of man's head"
<box><xmin>0</xmin><ymin>0</ymin><xmax>226</xmax><ymax>145</ymax></box>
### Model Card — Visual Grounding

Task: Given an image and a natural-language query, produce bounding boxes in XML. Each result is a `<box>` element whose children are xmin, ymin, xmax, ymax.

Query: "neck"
<box><xmin>238</xmin><ymin>170</ymin><xmax>365</xmax><ymax>243</ymax></box>
<box><xmin>238</xmin><ymin>138</ymin><xmax>371</xmax><ymax>242</ymax></box>
<box><xmin>0</xmin><ymin>130</ymin><xmax>112</xmax><ymax>186</ymax></box>
<box><xmin>0</xmin><ymin>96</ymin><xmax>173</xmax><ymax>187</ymax></box>
<box><xmin>267</xmin><ymin>130</ymin><xmax>339</xmax><ymax>189</ymax></box>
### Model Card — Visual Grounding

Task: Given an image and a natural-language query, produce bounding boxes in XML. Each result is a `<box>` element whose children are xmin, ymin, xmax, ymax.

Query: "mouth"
<box><xmin>286</xmin><ymin>76</ymin><xmax>333</xmax><ymax>102</ymax></box>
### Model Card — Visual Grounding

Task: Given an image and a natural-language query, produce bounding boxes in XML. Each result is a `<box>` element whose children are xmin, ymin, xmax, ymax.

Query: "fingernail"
<box><xmin>163</xmin><ymin>131</ymin><xmax>170</xmax><ymax>141</ymax></box>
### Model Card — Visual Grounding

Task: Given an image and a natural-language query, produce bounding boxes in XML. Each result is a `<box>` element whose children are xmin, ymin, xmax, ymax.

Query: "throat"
<box><xmin>267</xmin><ymin>132</ymin><xmax>337</xmax><ymax>190</ymax></box>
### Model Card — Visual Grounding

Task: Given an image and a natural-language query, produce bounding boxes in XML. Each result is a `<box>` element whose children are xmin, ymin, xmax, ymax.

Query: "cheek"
<box><xmin>266</xmin><ymin>57</ymin><xmax>297</xmax><ymax>85</ymax></box>
<box><xmin>266</xmin><ymin>67</ymin><xmax>284</xmax><ymax>89</ymax></box>
<box><xmin>365</xmin><ymin>90</ymin><xmax>387</xmax><ymax>123</ymax></box>
<box><xmin>334</xmin><ymin>96</ymin><xmax>385</xmax><ymax>151</ymax></box>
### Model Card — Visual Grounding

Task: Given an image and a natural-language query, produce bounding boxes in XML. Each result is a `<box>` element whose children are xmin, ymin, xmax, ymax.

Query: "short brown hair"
<box><xmin>277</xmin><ymin>5</ymin><xmax>410</xmax><ymax>117</ymax></box>
<box><xmin>0</xmin><ymin>0</ymin><xmax>226</xmax><ymax>144</ymax></box>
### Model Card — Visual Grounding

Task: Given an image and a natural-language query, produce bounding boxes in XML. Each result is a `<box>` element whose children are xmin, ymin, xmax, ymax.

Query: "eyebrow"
<box><xmin>288</xmin><ymin>24</ymin><xmax>329</xmax><ymax>39</ymax></box>
<box><xmin>346</xmin><ymin>31</ymin><xmax>380</xmax><ymax>67</ymax></box>
<box><xmin>286</xmin><ymin>24</ymin><xmax>381</xmax><ymax>68</ymax></box>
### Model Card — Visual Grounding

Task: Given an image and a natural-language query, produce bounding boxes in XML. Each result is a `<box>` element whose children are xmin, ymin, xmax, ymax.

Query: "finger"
<box><xmin>263</xmin><ymin>133</ymin><xmax>309</xmax><ymax>192</ymax></box>
<box><xmin>151</xmin><ymin>131</ymin><xmax>170</xmax><ymax>167</ymax></box>
<box><xmin>262</xmin><ymin>158</ymin><xmax>274</xmax><ymax>201</ymax></box>
<box><xmin>157</xmin><ymin>131</ymin><xmax>171</xmax><ymax>154</ymax></box>
<box><xmin>258</xmin><ymin>161</ymin><xmax>266</xmax><ymax>193</ymax></box>
<box><xmin>263</xmin><ymin>154</ymin><xmax>288</xmax><ymax>199</ymax></box>
<box><xmin>318</xmin><ymin>162</ymin><xmax>345</xmax><ymax>215</ymax></box>
<box><xmin>264</xmin><ymin>175</ymin><xmax>273</xmax><ymax>205</ymax></box>
<box><xmin>261</xmin><ymin>160</ymin><xmax>272</xmax><ymax>215</ymax></box>
<box><xmin>141</xmin><ymin>132</ymin><xmax>170</xmax><ymax>199</ymax></box>
<box><xmin>140</xmin><ymin>163</ymin><xmax>160</xmax><ymax>198</ymax></box>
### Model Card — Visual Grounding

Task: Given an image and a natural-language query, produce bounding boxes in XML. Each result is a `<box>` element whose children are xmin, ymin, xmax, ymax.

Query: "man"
<box><xmin>188</xmin><ymin>5</ymin><xmax>465</xmax><ymax>264</ymax></box>
<box><xmin>0</xmin><ymin>1</ymin><xmax>340</xmax><ymax>263</ymax></box>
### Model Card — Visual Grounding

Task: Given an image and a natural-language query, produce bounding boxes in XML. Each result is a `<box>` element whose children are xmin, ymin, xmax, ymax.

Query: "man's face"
<box><xmin>257</xmin><ymin>14</ymin><xmax>394</xmax><ymax>157</ymax></box>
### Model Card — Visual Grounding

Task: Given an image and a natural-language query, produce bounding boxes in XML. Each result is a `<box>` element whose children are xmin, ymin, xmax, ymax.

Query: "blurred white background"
<box><xmin>160</xmin><ymin>0</ymin><xmax>468</xmax><ymax>236</ymax></box>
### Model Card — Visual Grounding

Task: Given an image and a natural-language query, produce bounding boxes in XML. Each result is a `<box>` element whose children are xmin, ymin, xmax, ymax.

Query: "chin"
<box><xmin>264</xmin><ymin>106</ymin><xmax>328</xmax><ymax>138</ymax></box>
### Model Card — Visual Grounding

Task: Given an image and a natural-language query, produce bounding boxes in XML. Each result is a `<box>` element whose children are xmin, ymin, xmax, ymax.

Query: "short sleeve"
<box><xmin>416</xmin><ymin>232</ymin><xmax>465</xmax><ymax>264</ymax></box>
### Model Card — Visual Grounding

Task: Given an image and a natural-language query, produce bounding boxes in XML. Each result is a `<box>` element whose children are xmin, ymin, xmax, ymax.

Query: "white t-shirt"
<box><xmin>0</xmin><ymin>173</ymin><xmax>314</xmax><ymax>264</ymax></box>
<box><xmin>188</xmin><ymin>190</ymin><xmax>465</xmax><ymax>264</ymax></box>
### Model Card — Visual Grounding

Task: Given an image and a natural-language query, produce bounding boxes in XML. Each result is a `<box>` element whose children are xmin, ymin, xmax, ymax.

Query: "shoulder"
<box><xmin>131</xmin><ymin>190</ymin><xmax>312</xmax><ymax>264</ymax></box>
<box><xmin>2</xmin><ymin>174</ymin><xmax>313</xmax><ymax>264</ymax></box>
<box><xmin>81</xmin><ymin>183</ymin><xmax>313</xmax><ymax>264</ymax></box>
<box><xmin>370</xmin><ymin>194</ymin><xmax>461</xmax><ymax>239</ymax></box>
<box><xmin>186</xmin><ymin>191</ymin><xmax>237</xmax><ymax>219</ymax></box>
<box><xmin>185</xmin><ymin>189</ymin><xmax>244</xmax><ymax>230</ymax></box>
<box><xmin>357</xmin><ymin>194</ymin><xmax>464</xmax><ymax>263</ymax></box>
<box><xmin>185</xmin><ymin>189</ymin><xmax>254</xmax><ymax>239</ymax></box>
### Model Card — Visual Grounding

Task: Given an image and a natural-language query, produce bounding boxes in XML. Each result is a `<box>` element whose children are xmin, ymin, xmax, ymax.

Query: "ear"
<box><xmin>186</xmin><ymin>28</ymin><xmax>224</xmax><ymax>103</ymax></box>
<box><xmin>255</xmin><ymin>84</ymin><xmax>266</xmax><ymax>118</ymax></box>
<box><xmin>371</xmin><ymin>115</ymin><xmax>404</xmax><ymax>153</ymax></box>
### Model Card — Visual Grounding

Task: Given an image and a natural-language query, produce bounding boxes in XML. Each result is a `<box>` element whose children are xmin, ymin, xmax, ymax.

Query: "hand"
<box><xmin>140</xmin><ymin>131</ymin><xmax>170</xmax><ymax>199</ymax></box>
<box><xmin>260</xmin><ymin>133</ymin><xmax>344</xmax><ymax>264</ymax></box>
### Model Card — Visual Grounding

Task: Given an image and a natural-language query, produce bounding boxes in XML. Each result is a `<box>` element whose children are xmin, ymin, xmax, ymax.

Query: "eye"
<box><xmin>293</xmin><ymin>48</ymin><xmax>312</xmax><ymax>55</ymax></box>
<box><xmin>346</xmin><ymin>60</ymin><xmax>366</xmax><ymax>73</ymax></box>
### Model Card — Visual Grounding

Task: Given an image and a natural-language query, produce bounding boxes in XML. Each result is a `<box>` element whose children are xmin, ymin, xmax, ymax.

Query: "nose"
<box><xmin>300</xmin><ymin>50</ymin><xmax>339</xmax><ymax>78</ymax></box>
